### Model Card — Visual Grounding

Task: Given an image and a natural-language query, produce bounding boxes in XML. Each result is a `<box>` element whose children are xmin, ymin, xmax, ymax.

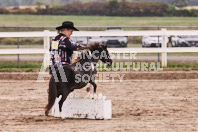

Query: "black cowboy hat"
<box><xmin>55</xmin><ymin>21</ymin><xmax>79</xmax><ymax>31</ymax></box>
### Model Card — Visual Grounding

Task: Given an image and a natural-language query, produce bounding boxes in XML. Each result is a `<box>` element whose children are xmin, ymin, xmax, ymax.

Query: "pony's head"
<box><xmin>88</xmin><ymin>43</ymin><xmax>112</xmax><ymax>66</ymax></box>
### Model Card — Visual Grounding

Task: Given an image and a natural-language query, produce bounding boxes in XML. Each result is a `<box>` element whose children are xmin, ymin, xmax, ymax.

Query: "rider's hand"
<box><xmin>78</xmin><ymin>44</ymin><xmax>87</xmax><ymax>50</ymax></box>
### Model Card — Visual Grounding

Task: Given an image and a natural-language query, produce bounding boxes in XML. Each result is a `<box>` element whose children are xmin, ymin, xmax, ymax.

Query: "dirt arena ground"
<box><xmin>0</xmin><ymin>71</ymin><xmax>198</xmax><ymax>132</ymax></box>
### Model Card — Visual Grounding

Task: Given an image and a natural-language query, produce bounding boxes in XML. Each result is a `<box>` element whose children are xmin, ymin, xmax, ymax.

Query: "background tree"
<box><xmin>107</xmin><ymin>0</ymin><xmax>119</xmax><ymax>16</ymax></box>
<box><xmin>171</xmin><ymin>0</ymin><xmax>188</xmax><ymax>7</ymax></box>
<box><xmin>36</xmin><ymin>1</ymin><xmax>43</xmax><ymax>8</ymax></box>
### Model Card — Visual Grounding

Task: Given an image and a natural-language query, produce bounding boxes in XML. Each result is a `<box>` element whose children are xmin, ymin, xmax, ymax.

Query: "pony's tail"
<box><xmin>45</xmin><ymin>77</ymin><xmax>57</xmax><ymax>116</ymax></box>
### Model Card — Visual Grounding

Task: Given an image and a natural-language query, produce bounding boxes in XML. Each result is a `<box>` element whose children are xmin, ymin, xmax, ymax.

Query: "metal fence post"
<box><xmin>161</xmin><ymin>28</ymin><xmax>167</xmax><ymax>67</ymax></box>
<box><xmin>43</xmin><ymin>30</ymin><xmax>50</xmax><ymax>70</ymax></box>
<box><xmin>157</xmin><ymin>27</ymin><xmax>160</xmax><ymax>63</ymax></box>
<box><xmin>17</xmin><ymin>27</ymin><xmax>20</xmax><ymax>68</ymax></box>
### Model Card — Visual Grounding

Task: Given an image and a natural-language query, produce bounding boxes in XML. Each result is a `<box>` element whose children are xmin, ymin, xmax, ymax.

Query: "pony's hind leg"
<box><xmin>45</xmin><ymin>77</ymin><xmax>57</xmax><ymax>116</ymax></box>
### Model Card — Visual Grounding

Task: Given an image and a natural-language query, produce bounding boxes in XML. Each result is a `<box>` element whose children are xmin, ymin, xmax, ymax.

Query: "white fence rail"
<box><xmin>1</xmin><ymin>29</ymin><xmax>198</xmax><ymax>68</ymax></box>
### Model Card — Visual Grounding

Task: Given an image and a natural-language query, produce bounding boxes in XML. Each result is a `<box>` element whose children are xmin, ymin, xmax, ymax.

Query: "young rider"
<box><xmin>49</xmin><ymin>21</ymin><xmax>85</xmax><ymax>74</ymax></box>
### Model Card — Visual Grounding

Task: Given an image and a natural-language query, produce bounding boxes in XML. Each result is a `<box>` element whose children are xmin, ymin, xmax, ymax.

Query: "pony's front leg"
<box><xmin>90</xmin><ymin>81</ymin><xmax>97</xmax><ymax>93</ymax></box>
<box><xmin>59</xmin><ymin>90</ymin><xmax>70</xmax><ymax>113</ymax></box>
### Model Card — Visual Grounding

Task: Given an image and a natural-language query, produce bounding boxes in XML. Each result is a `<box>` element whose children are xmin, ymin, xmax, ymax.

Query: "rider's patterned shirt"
<box><xmin>50</xmin><ymin>33</ymin><xmax>78</xmax><ymax>67</ymax></box>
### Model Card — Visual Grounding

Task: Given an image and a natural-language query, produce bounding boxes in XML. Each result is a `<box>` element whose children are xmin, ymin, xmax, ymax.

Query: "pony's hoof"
<box><xmin>45</xmin><ymin>111</ymin><xmax>49</xmax><ymax>116</ymax></box>
<box><xmin>86</xmin><ymin>87</ymin><xmax>90</xmax><ymax>92</ymax></box>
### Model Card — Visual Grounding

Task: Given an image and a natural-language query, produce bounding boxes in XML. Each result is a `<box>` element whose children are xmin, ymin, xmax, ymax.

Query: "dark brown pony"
<box><xmin>45</xmin><ymin>43</ymin><xmax>112</xmax><ymax>116</ymax></box>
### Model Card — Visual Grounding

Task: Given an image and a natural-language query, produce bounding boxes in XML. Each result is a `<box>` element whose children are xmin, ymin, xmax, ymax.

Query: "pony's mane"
<box><xmin>72</xmin><ymin>43</ymin><xmax>106</xmax><ymax>64</ymax></box>
<box><xmin>88</xmin><ymin>43</ymin><xmax>100</xmax><ymax>52</ymax></box>
<box><xmin>88</xmin><ymin>43</ymin><xmax>107</xmax><ymax>51</ymax></box>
